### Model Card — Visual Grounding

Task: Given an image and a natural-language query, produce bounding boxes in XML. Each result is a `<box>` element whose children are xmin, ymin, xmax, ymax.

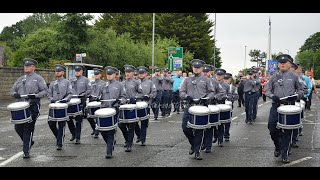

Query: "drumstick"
<box><xmin>100</xmin><ymin>99</ymin><xmax>117</xmax><ymax>102</ymax></box>
<box><xmin>279</xmin><ymin>94</ymin><xmax>298</xmax><ymax>100</ymax></box>
<box><xmin>20</xmin><ymin>94</ymin><xmax>36</xmax><ymax>98</ymax></box>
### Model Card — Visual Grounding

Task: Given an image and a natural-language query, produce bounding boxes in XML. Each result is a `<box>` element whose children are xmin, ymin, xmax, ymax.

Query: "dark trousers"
<box><xmin>305</xmin><ymin>93</ymin><xmax>312</xmax><ymax>110</ymax></box>
<box><xmin>48</xmin><ymin>121</ymin><xmax>66</xmax><ymax>146</ymax></box>
<box><xmin>151</xmin><ymin>90</ymin><xmax>162</xmax><ymax>118</ymax></box>
<box><xmin>100</xmin><ymin>130</ymin><xmax>116</xmax><ymax>155</ymax></box>
<box><xmin>168</xmin><ymin>90</ymin><xmax>173</xmax><ymax>113</ymax></box>
<box><xmin>87</xmin><ymin>117</ymin><xmax>99</xmax><ymax>136</ymax></box>
<box><xmin>14</xmin><ymin>103</ymin><xmax>39</xmax><ymax>154</ymax></box>
<box><xmin>203</xmin><ymin>126</ymin><xmax>214</xmax><ymax>150</ymax></box>
<box><xmin>172</xmin><ymin>91</ymin><xmax>180</xmax><ymax>112</ymax></box>
<box><xmin>245</xmin><ymin>92</ymin><xmax>255</xmax><ymax>121</ymax></box>
<box><xmin>238</xmin><ymin>93</ymin><xmax>244</xmax><ymax>107</ymax></box>
<box><xmin>268</xmin><ymin>103</ymin><xmax>292</xmax><ymax>159</ymax></box>
<box><xmin>252</xmin><ymin>92</ymin><xmax>259</xmax><ymax>120</ymax></box>
<box><xmin>160</xmin><ymin>90</ymin><xmax>171</xmax><ymax>115</ymax></box>
<box><xmin>135</xmin><ymin>107</ymin><xmax>150</xmax><ymax>142</ymax></box>
<box><xmin>182</xmin><ymin>108</ymin><xmax>205</xmax><ymax>153</ymax></box>
<box><xmin>118</xmin><ymin>122</ymin><xmax>136</xmax><ymax>147</ymax></box>
<box><xmin>67</xmin><ymin>115</ymin><xmax>83</xmax><ymax>140</ymax></box>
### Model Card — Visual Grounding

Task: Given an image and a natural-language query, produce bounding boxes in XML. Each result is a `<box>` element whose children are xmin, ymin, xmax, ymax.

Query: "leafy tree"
<box><xmin>299</xmin><ymin>32</ymin><xmax>320</xmax><ymax>52</ymax></box>
<box><xmin>249</xmin><ymin>49</ymin><xmax>266</xmax><ymax>67</ymax></box>
<box><xmin>0</xmin><ymin>42</ymin><xmax>14</xmax><ymax>66</ymax></box>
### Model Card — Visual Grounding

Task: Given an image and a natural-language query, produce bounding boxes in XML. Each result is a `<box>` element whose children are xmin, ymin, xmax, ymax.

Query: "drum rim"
<box><xmin>216</xmin><ymin>104</ymin><xmax>232</xmax><ymax>111</ymax></box>
<box><xmin>277</xmin><ymin>105</ymin><xmax>302</xmax><ymax>113</ymax></box>
<box><xmin>67</xmin><ymin>98</ymin><xmax>81</xmax><ymax>105</ymax></box>
<box><xmin>136</xmin><ymin>102</ymin><xmax>148</xmax><ymax>109</ymax></box>
<box><xmin>119</xmin><ymin>104</ymin><xmax>138</xmax><ymax>110</ymax></box>
<box><xmin>49</xmin><ymin>103</ymin><xmax>68</xmax><ymax>109</ymax></box>
<box><xmin>86</xmin><ymin>101</ymin><xmax>102</xmax><ymax>107</ymax></box>
<box><xmin>7</xmin><ymin>102</ymin><xmax>30</xmax><ymax>110</ymax></box>
<box><xmin>187</xmin><ymin>122</ymin><xmax>210</xmax><ymax>129</ymax></box>
<box><xmin>188</xmin><ymin>105</ymin><xmax>210</xmax><ymax>114</ymax></box>
<box><xmin>10</xmin><ymin>117</ymin><xmax>32</xmax><ymax>124</ymax></box>
<box><xmin>95</xmin><ymin>108</ymin><xmax>117</xmax><ymax>116</ymax></box>
<box><xmin>207</xmin><ymin>105</ymin><xmax>221</xmax><ymax>113</ymax></box>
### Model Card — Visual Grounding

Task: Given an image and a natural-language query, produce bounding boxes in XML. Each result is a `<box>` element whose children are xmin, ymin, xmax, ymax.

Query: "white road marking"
<box><xmin>303</xmin><ymin>119</ymin><xmax>314</xmax><ymax>123</ymax></box>
<box><xmin>265</xmin><ymin>101</ymin><xmax>270</xmax><ymax>104</ymax></box>
<box><xmin>243</xmin><ymin>138</ymin><xmax>248</xmax><ymax>140</ymax></box>
<box><xmin>0</xmin><ymin>157</ymin><xmax>5</xmax><ymax>161</ymax></box>
<box><xmin>232</xmin><ymin>117</ymin><xmax>238</xmax><ymax>120</ymax></box>
<box><xmin>0</xmin><ymin>151</ymin><xmax>23</xmax><ymax>167</ymax></box>
<box><xmin>258</xmin><ymin>104</ymin><xmax>263</xmax><ymax>107</ymax></box>
<box><xmin>0</xmin><ymin>148</ymin><xmax>5</xmax><ymax>151</ymax></box>
<box><xmin>241</xmin><ymin>112</ymin><xmax>246</xmax><ymax>115</ymax></box>
<box><xmin>8</xmin><ymin>136</ymin><xmax>13</xmax><ymax>138</ymax></box>
<box><xmin>282</xmin><ymin>157</ymin><xmax>312</xmax><ymax>167</ymax></box>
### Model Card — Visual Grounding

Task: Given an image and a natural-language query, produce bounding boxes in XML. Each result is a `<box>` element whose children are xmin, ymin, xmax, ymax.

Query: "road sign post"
<box><xmin>168</xmin><ymin>47</ymin><xmax>183</xmax><ymax>71</ymax></box>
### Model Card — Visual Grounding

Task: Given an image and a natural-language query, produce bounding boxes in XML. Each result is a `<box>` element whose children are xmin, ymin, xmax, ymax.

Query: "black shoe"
<box><xmin>136</xmin><ymin>139</ymin><xmax>141</xmax><ymax>143</ymax></box>
<box><xmin>205</xmin><ymin>149</ymin><xmax>211</xmax><ymax>153</ymax></box>
<box><xmin>218</xmin><ymin>142</ymin><xmax>223</xmax><ymax>147</ymax></box>
<box><xmin>237</xmin><ymin>105</ymin><xmax>241</xmax><ymax>107</ymax></box>
<box><xmin>282</xmin><ymin>157</ymin><xmax>290</xmax><ymax>163</ymax></box>
<box><xmin>125</xmin><ymin>146</ymin><xmax>132</xmax><ymax>152</ymax></box>
<box><xmin>91</xmin><ymin>131</ymin><xmax>95</xmax><ymax>135</ymax></box>
<box><xmin>299</xmin><ymin>133</ymin><xmax>303</xmax><ymax>136</ymax></box>
<box><xmin>105</xmin><ymin>154</ymin><xmax>112</xmax><ymax>159</ymax></box>
<box><xmin>70</xmin><ymin>136</ymin><xmax>75</xmax><ymax>141</ymax></box>
<box><xmin>225</xmin><ymin>137</ymin><xmax>230</xmax><ymax>142</ymax></box>
<box><xmin>249</xmin><ymin>121</ymin><xmax>253</xmax><ymax>125</ymax></box>
<box><xmin>245</xmin><ymin>119</ymin><xmax>248</xmax><ymax>123</ymax></box>
<box><xmin>274</xmin><ymin>149</ymin><xmax>280</xmax><ymax>157</ymax></box>
<box><xmin>173</xmin><ymin>109</ymin><xmax>176</xmax><ymax>112</ymax></box>
<box><xmin>291</xmin><ymin>143</ymin><xmax>299</xmax><ymax>148</ymax></box>
<box><xmin>177</xmin><ymin>112</ymin><xmax>180</xmax><ymax>114</ymax></box>
<box><xmin>31</xmin><ymin>141</ymin><xmax>34</xmax><ymax>147</ymax></box>
<box><xmin>75</xmin><ymin>139</ymin><xmax>81</xmax><ymax>144</ymax></box>
<box><xmin>201</xmin><ymin>145</ymin><xmax>206</xmax><ymax>151</ymax></box>
<box><xmin>154</xmin><ymin>117</ymin><xmax>158</xmax><ymax>120</ymax></box>
<box><xmin>94</xmin><ymin>135</ymin><xmax>99</xmax><ymax>139</ymax></box>
<box><xmin>189</xmin><ymin>147</ymin><xmax>194</xmax><ymax>155</ymax></box>
<box><xmin>212</xmin><ymin>138</ymin><xmax>217</xmax><ymax>143</ymax></box>
<box><xmin>56</xmin><ymin>145</ymin><xmax>62</xmax><ymax>150</ymax></box>
<box><xmin>124</xmin><ymin>142</ymin><xmax>128</xmax><ymax>148</ymax></box>
<box><xmin>23</xmin><ymin>153</ymin><xmax>30</xmax><ymax>159</ymax></box>
<box><xmin>141</xmin><ymin>141</ymin><xmax>146</xmax><ymax>146</ymax></box>
<box><xmin>195</xmin><ymin>152</ymin><xmax>203</xmax><ymax>160</ymax></box>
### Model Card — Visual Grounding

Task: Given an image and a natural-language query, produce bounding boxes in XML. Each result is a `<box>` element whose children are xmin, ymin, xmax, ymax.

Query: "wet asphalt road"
<box><xmin>0</xmin><ymin>95</ymin><xmax>319</xmax><ymax>167</ymax></box>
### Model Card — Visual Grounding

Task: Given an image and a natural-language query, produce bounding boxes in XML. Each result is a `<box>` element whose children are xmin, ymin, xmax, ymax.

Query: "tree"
<box><xmin>249</xmin><ymin>49</ymin><xmax>266</xmax><ymax>67</ymax></box>
<box><xmin>299</xmin><ymin>32</ymin><xmax>320</xmax><ymax>52</ymax></box>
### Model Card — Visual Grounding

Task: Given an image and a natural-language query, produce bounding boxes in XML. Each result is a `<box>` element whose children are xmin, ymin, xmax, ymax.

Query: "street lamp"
<box><xmin>152</xmin><ymin>13</ymin><xmax>155</xmax><ymax>74</ymax></box>
<box><xmin>244</xmin><ymin>45</ymin><xmax>247</xmax><ymax>69</ymax></box>
<box><xmin>213</xmin><ymin>13</ymin><xmax>216</xmax><ymax>67</ymax></box>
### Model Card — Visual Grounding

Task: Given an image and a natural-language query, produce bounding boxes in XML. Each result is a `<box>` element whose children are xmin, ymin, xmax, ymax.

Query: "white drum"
<box><xmin>7</xmin><ymin>102</ymin><xmax>31</xmax><ymax>124</ymax></box>
<box><xmin>208</xmin><ymin>105</ymin><xmax>220</xmax><ymax>127</ymax></box>
<box><xmin>277</xmin><ymin>105</ymin><xmax>302</xmax><ymax>129</ymax></box>
<box><xmin>225</xmin><ymin>100</ymin><xmax>232</xmax><ymax>108</ymax></box>
<box><xmin>187</xmin><ymin>105</ymin><xmax>210</xmax><ymax>129</ymax></box>
<box><xmin>136</xmin><ymin>101</ymin><xmax>149</xmax><ymax>120</ymax></box>
<box><xmin>86</xmin><ymin>101</ymin><xmax>101</xmax><ymax>118</ymax></box>
<box><xmin>95</xmin><ymin>108</ymin><xmax>118</xmax><ymax>131</ymax></box>
<box><xmin>216</xmin><ymin>104</ymin><xmax>232</xmax><ymax>123</ymax></box>
<box><xmin>48</xmin><ymin>103</ymin><xmax>68</xmax><ymax>121</ymax></box>
<box><xmin>119</xmin><ymin>104</ymin><xmax>138</xmax><ymax>123</ymax></box>
<box><xmin>67</xmin><ymin>98</ymin><xmax>82</xmax><ymax>116</ymax></box>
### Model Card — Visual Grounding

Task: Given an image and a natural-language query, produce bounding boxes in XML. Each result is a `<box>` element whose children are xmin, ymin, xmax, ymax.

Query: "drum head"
<box><xmin>136</xmin><ymin>101</ymin><xmax>148</xmax><ymax>109</ymax></box>
<box><xmin>49</xmin><ymin>103</ymin><xmax>68</xmax><ymax>108</ymax></box>
<box><xmin>87</xmin><ymin>101</ymin><xmax>101</xmax><ymax>107</ymax></box>
<box><xmin>225</xmin><ymin>101</ymin><xmax>232</xmax><ymax>106</ymax></box>
<box><xmin>277</xmin><ymin>105</ymin><xmax>301</xmax><ymax>114</ymax></box>
<box><xmin>7</xmin><ymin>102</ymin><xmax>30</xmax><ymax>110</ymax></box>
<box><xmin>216</xmin><ymin>104</ymin><xmax>232</xmax><ymax>111</ymax></box>
<box><xmin>188</xmin><ymin>105</ymin><xmax>210</xmax><ymax>115</ymax></box>
<box><xmin>208</xmin><ymin>105</ymin><xmax>220</xmax><ymax>113</ymax></box>
<box><xmin>300</xmin><ymin>100</ymin><xmax>305</xmax><ymax>105</ymax></box>
<box><xmin>120</xmin><ymin>104</ymin><xmax>137</xmax><ymax>110</ymax></box>
<box><xmin>95</xmin><ymin>108</ymin><xmax>116</xmax><ymax>116</ymax></box>
<box><xmin>68</xmin><ymin>98</ymin><xmax>81</xmax><ymax>105</ymax></box>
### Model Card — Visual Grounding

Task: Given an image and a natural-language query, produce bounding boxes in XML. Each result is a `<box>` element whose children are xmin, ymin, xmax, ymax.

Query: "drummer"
<box><xmin>87</xmin><ymin>68</ymin><xmax>105</xmax><ymax>138</ymax></box>
<box><xmin>98</xmin><ymin>66</ymin><xmax>127</xmax><ymax>159</ymax></box>
<box><xmin>10</xmin><ymin>58</ymin><xmax>48</xmax><ymax>158</ymax></box>
<box><xmin>201</xmin><ymin>64</ymin><xmax>225</xmax><ymax>153</ymax></box>
<box><xmin>67</xmin><ymin>65</ymin><xmax>92</xmax><ymax>144</ymax></box>
<box><xmin>180</xmin><ymin>59</ymin><xmax>215</xmax><ymax>160</ymax></box>
<box><xmin>120</xmin><ymin>65</ymin><xmax>143</xmax><ymax>152</ymax></box>
<box><xmin>47</xmin><ymin>65</ymin><xmax>73</xmax><ymax>150</ymax></box>
<box><xmin>135</xmin><ymin>66</ymin><xmax>157</xmax><ymax>146</ymax></box>
<box><xmin>265</xmin><ymin>54</ymin><xmax>304</xmax><ymax>163</ymax></box>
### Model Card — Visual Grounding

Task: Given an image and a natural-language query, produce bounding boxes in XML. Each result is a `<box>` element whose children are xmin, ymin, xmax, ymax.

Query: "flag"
<box><xmin>310</xmin><ymin>67</ymin><xmax>314</xmax><ymax>78</ymax></box>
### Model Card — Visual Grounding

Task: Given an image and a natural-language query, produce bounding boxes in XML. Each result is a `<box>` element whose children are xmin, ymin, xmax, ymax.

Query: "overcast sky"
<box><xmin>1</xmin><ymin>13</ymin><xmax>319</xmax><ymax>75</ymax></box>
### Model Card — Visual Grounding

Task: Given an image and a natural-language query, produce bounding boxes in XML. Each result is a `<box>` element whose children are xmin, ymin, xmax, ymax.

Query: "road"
<box><xmin>0</xmin><ymin>94</ymin><xmax>319</xmax><ymax>167</ymax></box>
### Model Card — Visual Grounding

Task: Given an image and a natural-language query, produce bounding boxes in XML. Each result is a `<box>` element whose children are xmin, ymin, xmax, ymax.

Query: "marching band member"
<box><xmin>151</xmin><ymin>68</ymin><xmax>163</xmax><ymax>120</ymax></box>
<box><xmin>47</xmin><ymin>65</ymin><xmax>72</xmax><ymax>150</ymax></box>
<box><xmin>10</xmin><ymin>58</ymin><xmax>48</xmax><ymax>158</ymax></box>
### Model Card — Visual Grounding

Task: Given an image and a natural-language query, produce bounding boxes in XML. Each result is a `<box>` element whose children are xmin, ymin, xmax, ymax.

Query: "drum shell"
<box><xmin>119</xmin><ymin>104</ymin><xmax>138</xmax><ymax>123</ymax></box>
<box><xmin>208</xmin><ymin>105</ymin><xmax>220</xmax><ymax>127</ymax></box>
<box><xmin>48</xmin><ymin>103</ymin><xmax>68</xmax><ymax>121</ymax></box>
<box><xmin>7</xmin><ymin>102</ymin><xmax>31</xmax><ymax>124</ymax></box>
<box><xmin>95</xmin><ymin>108</ymin><xmax>118</xmax><ymax>131</ymax></box>
<box><xmin>277</xmin><ymin>105</ymin><xmax>302</xmax><ymax>129</ymax></box>
<box><xmin>187</xmin><ymin>106</ymin><xmax>210</xmax><ymax>129</ymax></box>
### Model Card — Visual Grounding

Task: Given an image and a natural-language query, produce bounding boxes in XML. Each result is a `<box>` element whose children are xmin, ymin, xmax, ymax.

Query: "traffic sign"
<box><xmin>75</xmin><ymin>54</ymin><xmax>82</xmax><ymax>62</ymax></box>
<box><xmin>168</xmin><ymin>47</ymin><xmax>183</xmax><ymax>71</ymax></box>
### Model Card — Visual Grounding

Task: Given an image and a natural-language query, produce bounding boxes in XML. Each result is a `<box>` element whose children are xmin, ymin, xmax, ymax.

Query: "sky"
<box><xmin>1</xmin><ymin>13</ymin><xmax>320</xmax><ymax>75</ymax></box>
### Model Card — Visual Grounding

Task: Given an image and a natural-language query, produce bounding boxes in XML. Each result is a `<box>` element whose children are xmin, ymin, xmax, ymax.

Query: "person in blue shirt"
<box><xmin>172</xmin><ymin>71</ymin><xmax>184</xmax><ymax>114</ymax></box>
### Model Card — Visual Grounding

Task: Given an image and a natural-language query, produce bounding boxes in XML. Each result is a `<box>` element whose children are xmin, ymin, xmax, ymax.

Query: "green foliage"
<box><xmin>47</xmin><ymin>59</ymin><xmax>71</xmax><ymax>69</ymax></box>
<box><xmin>299</xmin><ymin>32</ymin><xmax>320</xmax><ymax>52</ymax></box>
<box><xmin>296</xmin><ymin>49</ymin><xmax>320</xmax><ymax>79</ymax></box>
<box><xmin>249</xmin><ymin>49</ymin><xmax>266</xmax><ymax>67</ymax></box>
<box><xmin>0</xmin><ymin>42</ymin><xmax>14</xmax><ymax>66</ymax></box>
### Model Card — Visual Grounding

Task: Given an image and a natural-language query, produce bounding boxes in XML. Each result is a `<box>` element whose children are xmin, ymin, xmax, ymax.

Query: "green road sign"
<box><xmin>168</xmin><ymin>47</ymin><xmax>183</xmax><ymax>71</ymax></box>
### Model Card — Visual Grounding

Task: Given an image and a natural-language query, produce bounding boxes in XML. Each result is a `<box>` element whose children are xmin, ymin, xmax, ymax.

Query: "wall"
<box><xmin>0</xmin><ymin>67</ymin><xmax>55</xmax><ymax>100</ymax></box>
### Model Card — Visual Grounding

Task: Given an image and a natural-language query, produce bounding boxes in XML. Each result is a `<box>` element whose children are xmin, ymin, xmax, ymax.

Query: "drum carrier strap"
<box><xmin>22</xmin><ymin>75</ymin><xmax>28</xmax><ymax>95</ymax></box>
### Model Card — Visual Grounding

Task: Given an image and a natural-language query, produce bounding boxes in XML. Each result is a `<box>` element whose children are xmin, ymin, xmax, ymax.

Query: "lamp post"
<box><xmin>213</xmin><ymin>13</ymin><xmax>216</xmax><ymax>67</ymax></box>
<box><xmin>244</xmin><ymin>45</ymin><xmax>247</xmax><ymax>69</ymax></box>
<box><xmin>152</xmin><ymin>13</ymin><xmax>155</xmax><ymax>74</ymax></box>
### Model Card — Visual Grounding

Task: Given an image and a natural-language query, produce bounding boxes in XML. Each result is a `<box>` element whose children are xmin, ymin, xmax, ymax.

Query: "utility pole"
<box><xmin>244</xmin><ymin>45</ymin><xmax>247</xmax><ymax>69</ymax></box>
<box><xmin>152</xmin><ymin>13</ymin><xmax>155</xmax><ymax>74</ymax></box>
<box><xmin>213</xmin><ymin>13</ymin><xmax>217</xmax><ymax>67</ymax></box>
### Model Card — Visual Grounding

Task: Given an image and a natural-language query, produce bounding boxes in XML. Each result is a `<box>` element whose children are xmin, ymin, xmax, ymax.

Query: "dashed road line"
<box><xmin>0</xmin><ymin>151</ymin><xmax>23</xmax><ymax>167</ymax></box>
<box><xmin>282</xmin><ymin>157</ymin><xmax>312</xmax><ymax>167</ymax></box>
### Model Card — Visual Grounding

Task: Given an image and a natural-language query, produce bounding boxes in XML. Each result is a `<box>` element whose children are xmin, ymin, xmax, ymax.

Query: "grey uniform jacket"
<box><xmin>48</xmin><ymin>78</ymin><xmax>73</xmax><ymax>102</ymax></box>
<box><xmin>180</xmin><ymin>74</ymin><xmax>215</xmax><ymax>100</ymax></box>
<box><xmin>265</xmin><ymin>70</ymin><xmax>304</xmax><ymax>101</ymax></box>
<box><xmin>90</xmin><ymin>79</ymin><xmax>106</xmax><ymax>98</ymax></box>
<box><xmin>137</xmin><ymin>78</ymin><xmax>157</xmax><ymax>104</ymax></box>
<box><xmin>253</xmin><ymin>76</ymin><xmax>261</xmax><ymax>92</ymax></box>
<box><xmin>151</xmin><ymin>76</ymin><xmax>163</xmax><ymax>91</ymax></box>
<box><xmin>99</xmin><ymin>80</ymin><xmax>127</xmax><ymax>108</ymax></box>
<box><xmin>70</xmin><ymin>76</ymin><xmax>92</xmax><ymax>97</ymax></box>
<box><xmin>11</xmin><ymin>72</ymin><xmax>48</xmax><ymax>103</ymax></box>
<box><xmin>211</xmin><ymin>78</ymin><xmax>226</xmax><ymax>101</ymax></box>
<box><xmin>222</xmin><ymin>83</ymin><xmax>239</xmax><ymax>102</ymax></box>
<box><xmin>161</xmin><ymin>76</ymin><xmax>174</xmax><ymax>91</ymax></box>
<box><xmin>242</xmin><ymin>78</ymin><xmax>256</xmax><ymax>93</ymax></box>
<box><xmin>123</xmin><ymin>78</ymin><xmax>142</xmax><ymax>99</ymax></box>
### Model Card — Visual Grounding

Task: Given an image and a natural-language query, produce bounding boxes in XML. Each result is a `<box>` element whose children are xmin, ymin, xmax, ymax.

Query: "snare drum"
<box><xmin>216</xmin><ymin>104</ymin><xmax>232</xmax><ymax>123</ymax></box>
<box><xmin>67</xmin><ymin>98</ymin><xmax>82</xmax><ymax>116</ymax></box>
<box><xmin>119</xmin><ymin>104</ymin><xmax>138</xmax><ymax>123</ymax></box>
<box><xmin>86</xmin><ymin>101</ymin><xmax>101</xmax><ymax>118</ymax></box>
<box><xmin>295</xmin><ymin>102</ymin><xmax>304</xmax><ymax>120</ymax></box>
<box><xmin>187</xmin><ymin>105</ymin><xmax>210</xmax><ymax>129</ymax></box>
<box><xmin>300</xmin><ymin>100</ymin><xmax>305</xmax><ymax>119</ymax></box>
<box><xmin>225</xmin><ymin>100</ymin><xmax>232</xmax><ymax>107</ymax></box>
<box><xmin>95</xmin><ymin>108</ymin><xmax>118</xmax><ymax>131</ymax></box>
<box><xmin>277</xmin><ymin>105</ymin><xmax>302</xmax><ymax>129</ymax></box>
<box><xmin>48</xmin><ymin>103</ymin><xmax>68</xmax><ymax>121</ymax></box>
<box><xmin>136</xmin><ymin>101</ymin><xmax>149</xmax><ymax>121</ymax></box>
<box><xmin>7</xmin><ymin>102</ymin><xmax>31</xmax><ymax>124</ymax></box>
<box><xmin>208</xmin><ymin>105</ymin><xmax>220</xmax><ymax>127</ymax></box>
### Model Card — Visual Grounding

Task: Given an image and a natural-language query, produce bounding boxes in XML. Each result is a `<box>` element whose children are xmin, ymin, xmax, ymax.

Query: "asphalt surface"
<box><xmin>0</xmin><ymin>93</ymin><xmax>319</xmax><ymax>167</ymax></box>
